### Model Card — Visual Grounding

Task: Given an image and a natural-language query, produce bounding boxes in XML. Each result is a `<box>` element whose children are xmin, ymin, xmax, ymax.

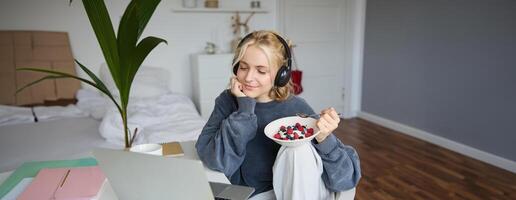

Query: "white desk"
<box><xmin>0</xmin><ymin>141</ymin><xmax>229</xmax><ymax>199</ymax></box>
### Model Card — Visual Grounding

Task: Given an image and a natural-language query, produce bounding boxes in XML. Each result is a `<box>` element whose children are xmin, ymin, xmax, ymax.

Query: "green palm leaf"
<box><xmin>75</xmin><ymin>60</ymin><xmax>123</xmax><ymax>114</ymax></box>
<box><xmin>133</xmin><ymin>0</ymin><xmax>161</xmax><ymax>39</ymax></box>
<box><xmin>117</xmin><ymin>0</ymin><xmax>140</xmax><ymax>106</ymax></box>
<box><xmin>17</xmin><ymin>0</ymin><xmax>166</xmax><ymax>148</ymax></box>
<box><xmin>15</xmin><ymin>75</ymin><xmax>68</xmax><ymax>94</ymax></box>
<box><xmin>82</xmin><ymin>0</ymin><xmax>121</xmax><ymax>87</ymax></box>
<box><xmin>129</xmin><ymin>36</ymin><xmax>167</xmax><ymax>86</ymax></box>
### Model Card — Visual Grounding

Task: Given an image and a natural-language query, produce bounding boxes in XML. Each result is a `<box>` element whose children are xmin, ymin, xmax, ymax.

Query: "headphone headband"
<box><xmin>236</xmin><ymin>32</ymin><xmax>292</xmax><ymax>71</ymax></box>
<box><xmin>233</xmin><ymin>31</ymin><xmax>293</xmax><ymax>87</ymax></box>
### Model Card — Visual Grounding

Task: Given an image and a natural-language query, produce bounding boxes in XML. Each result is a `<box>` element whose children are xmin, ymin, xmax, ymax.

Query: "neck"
<box><xmin>255</xmin><ymin>95</ymin><xmax>273</xmax><ymax>103</ymax></box>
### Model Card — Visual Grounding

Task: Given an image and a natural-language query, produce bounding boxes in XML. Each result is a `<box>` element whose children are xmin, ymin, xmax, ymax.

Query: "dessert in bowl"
<box><xmin>264</xmin><ymin>116</ymin><xmax>320</xmax><ymax>147</ymax></box>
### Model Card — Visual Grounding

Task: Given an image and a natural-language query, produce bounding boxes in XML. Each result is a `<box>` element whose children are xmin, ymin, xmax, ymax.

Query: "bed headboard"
<box><xmin>0</xmin><ymin>31</ymin><xmax>81</xmax><ymax>106</ymax></box>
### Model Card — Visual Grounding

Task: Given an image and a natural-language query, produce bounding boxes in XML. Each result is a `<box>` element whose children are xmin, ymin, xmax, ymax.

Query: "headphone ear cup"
<box><xmin>233</xmin><ymin>62</ymin><xmax>239</xmax><ymax>75</ymax></box>
<box><xmin>274</xmin><ymin>66</ymin><xmax>291</xmax><ymax>87</ymax></box>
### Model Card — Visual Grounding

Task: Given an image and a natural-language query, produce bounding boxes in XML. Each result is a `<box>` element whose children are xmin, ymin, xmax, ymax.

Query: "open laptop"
<box><xmin>93</xmin><ymin>149</ymin><xmax>254</xmax><ymax>200</ymax></box>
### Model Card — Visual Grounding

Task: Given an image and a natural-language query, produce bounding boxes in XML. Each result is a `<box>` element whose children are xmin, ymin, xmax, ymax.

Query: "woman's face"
<box><xmin>236</xmin><ymin>45</ymin><xmax>275</xmax><ymax>102</ymax></box>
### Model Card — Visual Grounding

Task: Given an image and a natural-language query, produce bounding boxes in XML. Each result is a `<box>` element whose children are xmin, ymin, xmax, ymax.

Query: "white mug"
<box><xmin>129</xmin><ymin>143</ymin><xmax>162</xmax><ymax>156</ymax></box>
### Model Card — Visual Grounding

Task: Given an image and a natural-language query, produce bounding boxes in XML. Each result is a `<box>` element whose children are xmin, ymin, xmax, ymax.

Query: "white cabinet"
<box><xmin>191</xmin><ymin>53</ymin><xmax>233</xmax><ymax>119</ymax></box>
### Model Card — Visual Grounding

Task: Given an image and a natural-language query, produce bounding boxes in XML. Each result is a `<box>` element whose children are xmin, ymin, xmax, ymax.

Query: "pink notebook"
<box><xmin>17</xmin><ymin>166</ymin><xmax>106</xmax><ymax>200</ymax></box>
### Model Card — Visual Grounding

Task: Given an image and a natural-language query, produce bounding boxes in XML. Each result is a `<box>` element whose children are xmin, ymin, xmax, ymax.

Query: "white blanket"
<box><xmin>270</xmin><ymin>144</ymin><xmax>356</xmax><ymax>200</ymax></box>
<box><xmin>0</xmin><ymin>105</ymin><xmax>87</xmax><ymax>127</ymax></box>
<box><xmin>33</xmin><ymin>105</ymin><xmax>88</xmax><ymax>121</ymax></box>
<box><xmin>0</xmin><ymin>106</ymin><xmax>34</xmax><ymax>126</ymax></box>
<box><xmin>273</xmin><ymin>144</ymin><xmax>333</xmax><ymax>200</ymax></box>
<box><xmin>99</xmin><ymin>92</ymin><xmax>206</xmax><ymax>145</ymax></box>
<box><xmin>76</xmin><ymin>88</ymin><xmax>110</xmax><ymax>120</ymax></box>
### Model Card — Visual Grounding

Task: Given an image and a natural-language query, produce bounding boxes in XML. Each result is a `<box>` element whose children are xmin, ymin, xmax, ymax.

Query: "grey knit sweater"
<box><xmin>195</xmin><ymin>90</ymin><xmax>361</xmax><ymax>195</ymax></box>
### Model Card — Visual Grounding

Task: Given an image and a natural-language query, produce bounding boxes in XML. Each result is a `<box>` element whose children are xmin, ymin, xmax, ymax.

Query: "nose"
<box><xmin>243</xmin><ymin>69</ymin><xmax>256</xmax><ymax>82</ymax></box>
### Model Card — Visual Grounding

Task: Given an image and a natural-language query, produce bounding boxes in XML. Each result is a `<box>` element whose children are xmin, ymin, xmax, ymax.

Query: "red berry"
<box><xmin>294</xmin><ymin>133</ymin><xmax>299</xmax><ymax>139</ymax></box>
<box><xmin>287</xmin><ymin>129</ymin><xmax>293</xmax><ymax>134</ymax></box>
<box><xmin>305</xmin><ymin>132</ymin><xmax>312</xmax><ymax>137</ymax></box>
<box><xmin>274</xmin><ymin>133</ymin><xmax>281</xmax><ymax>139</ymax></box>
<box><xmin>307</xmin><ymin>128</ymin><xmax>314</xmax><ymax>134</ymax></box>
<box><xmin>296</xmin><ymin>123</ymin><xmax>302</xmax><ymax>130</ymax></box>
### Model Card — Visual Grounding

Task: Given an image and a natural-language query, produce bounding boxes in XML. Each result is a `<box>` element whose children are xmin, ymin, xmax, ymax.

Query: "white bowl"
<box><xmin>129</xmin><ymin>143</ymin><xmax>162</xmax><ymax>156</ymax></box>
<box><xmin>264</xmin><ymin>116</ymin><xmax>319</xmax><ymax>147</ymax></box>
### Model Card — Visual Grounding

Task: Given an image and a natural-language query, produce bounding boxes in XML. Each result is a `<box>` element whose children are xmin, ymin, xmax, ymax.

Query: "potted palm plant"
<box><xmin>16</xmin><ymin>0</ymin><xmax>167</xmax><ymax>148</ymax></box>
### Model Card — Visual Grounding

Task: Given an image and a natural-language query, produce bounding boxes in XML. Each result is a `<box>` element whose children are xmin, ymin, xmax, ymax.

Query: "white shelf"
<box><xmin>172</xmin><ymin>7</ymin><xmax>269</xmax><ymax>13</ymax></box>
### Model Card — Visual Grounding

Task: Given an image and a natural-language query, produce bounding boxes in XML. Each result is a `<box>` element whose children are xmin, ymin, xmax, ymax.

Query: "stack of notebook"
<box><xmin>0</xmin><ymin>158</ymin><xmax>105</xmax><ymax>200</ymax></box>
<box><xmin>0</xmin><ymin>143</ymin><xmax>185</xmax><ymax>200</ymax></box>
<box><xmin>18</xmin><ymin>166</ymin><xmax>106</xmax><ymax>200</ymax></box>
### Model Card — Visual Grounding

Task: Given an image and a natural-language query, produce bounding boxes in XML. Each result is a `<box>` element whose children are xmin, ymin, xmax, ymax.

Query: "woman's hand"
<box><xmin>315</xmin><ymin>107</ymin><xmax>340</xmax><ymax>143</ymax></box>
<box><xmin>230</xmin><ymin>77</ymin><xmax>246</xmax><ymax>97</ymax></box>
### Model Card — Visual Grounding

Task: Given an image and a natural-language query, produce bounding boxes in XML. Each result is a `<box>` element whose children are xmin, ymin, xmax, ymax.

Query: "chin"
<box><xmin>243</xmin><ymin>92</ymin><xmax>258</xmax><ymax>98</ymax></box>
<box><xmin>243</xmin><ymin>89</ymin><xmax>262</xmax><ymax>98</ymax></box>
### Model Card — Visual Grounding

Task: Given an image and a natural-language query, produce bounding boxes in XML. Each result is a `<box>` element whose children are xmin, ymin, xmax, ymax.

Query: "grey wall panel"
<box><xmin>362</xmin><ymin>0</ymin><xmax>516</xmax><ymax>161</ymax></box>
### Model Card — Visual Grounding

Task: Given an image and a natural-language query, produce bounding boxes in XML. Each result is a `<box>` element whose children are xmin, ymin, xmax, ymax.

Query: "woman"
<box><xmin>195</xmin><ymin>30</ymin><xmax>361</xmax><ymax>198</ymax></box>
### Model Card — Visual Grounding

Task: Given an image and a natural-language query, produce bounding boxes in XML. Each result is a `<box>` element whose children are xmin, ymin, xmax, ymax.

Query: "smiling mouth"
<box><xmin>244</xmin><ymin>85</ymin><xmax>258</xmax><ymax>90</ymax></box>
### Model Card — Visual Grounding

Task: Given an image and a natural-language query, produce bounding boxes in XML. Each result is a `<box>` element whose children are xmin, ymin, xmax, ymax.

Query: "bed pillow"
<box><xmin>99</xmin><ymin>63</ymin><xmax>170</xmax><ymax>99</ymax></box>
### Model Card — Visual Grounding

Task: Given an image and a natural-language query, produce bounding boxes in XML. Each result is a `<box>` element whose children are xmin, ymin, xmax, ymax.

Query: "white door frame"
<box><xmin>276</xmin><ymin>0</ymin><xmax>367</xmax><ymax>118</ymax></box>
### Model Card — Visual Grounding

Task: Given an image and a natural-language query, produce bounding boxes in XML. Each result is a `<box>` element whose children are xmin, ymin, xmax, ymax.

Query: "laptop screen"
<box><xmin>93</xmin><ymin>149</ymin><xmax>214</xmax><ymax>199</ymax></box>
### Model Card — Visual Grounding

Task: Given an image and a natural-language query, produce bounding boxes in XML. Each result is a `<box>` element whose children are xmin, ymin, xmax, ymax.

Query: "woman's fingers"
<box><xmin>329</xmin><ymin>108</ymin><xmax>340</xmax><ymax>121</ymax></box>
<box><xmin>230</xmin><ymin>77</ymin><xmax>245</xmax><ymax>97</ymax></box>
<box><xmin>317</xmin><ymin>117</ymin><xmax>332</xmax><ymax>132</ymax></box>
<box><xmin>315</xmin><ymin>108</ymin><xmax>340</xmax><ymax>143</ymax></box>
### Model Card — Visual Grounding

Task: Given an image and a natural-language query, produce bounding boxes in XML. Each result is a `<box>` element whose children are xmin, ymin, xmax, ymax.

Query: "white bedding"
<box><xmin>0</xmin><ymin>117</ymin><xmax>115</xmax><ymax>172</ymax></box>
<box><xmin>0</xmin><ymin>106</ymin><xmax>34</xmax><ymax>126</ymax></box>
<box><xmin>0</xmin><ymin>88</ymin><xmax>207</xmax><ymax>172</ymax></box>
<box><xmin>0</xmin><ymin>105</ymin><xmax>87</xmax><ymax>127</ymax></box>
<box><xmin>0</xmin><ymin>63</ymin><xmax>207</xmax><ymax>172</ymax></box>
<box><xmin>1</xmin><ymin>88</ymin><xmax>206</xmax><ymax>144</ymax></box>
<box><xmin>99</xmin><ymin>92</ymin><xmax>206</xmax><ymax>145</ymax></box>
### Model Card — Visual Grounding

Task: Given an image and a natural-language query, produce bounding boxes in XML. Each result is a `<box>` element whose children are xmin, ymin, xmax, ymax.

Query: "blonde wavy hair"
<box><xmin>232</xmin><ymin>30</ymin><xmax>293</xmax><ymax>101</ymax></box>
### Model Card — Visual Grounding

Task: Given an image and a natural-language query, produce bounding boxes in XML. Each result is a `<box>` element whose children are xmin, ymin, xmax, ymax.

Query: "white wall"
<box><xmin>0</xmin><ymin>0</ymin><xmax>277</xmax><ymax>97</ymax></box>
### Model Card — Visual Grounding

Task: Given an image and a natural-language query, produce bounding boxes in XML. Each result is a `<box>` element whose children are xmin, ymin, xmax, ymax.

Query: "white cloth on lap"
<box><xmin>272</xmin><ymin>144</ymin><xmax>333</xmax><ymax>200</ymax></box>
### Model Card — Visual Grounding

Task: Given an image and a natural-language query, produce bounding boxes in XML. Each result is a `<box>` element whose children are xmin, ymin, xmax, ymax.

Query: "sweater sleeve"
<box><xmin>195</xmin><ymin>91</ymin><xmax>258</xmax><ymax>177</ymax></box>
<box><xmin>313</xmin><ymin>134</ymin><xmax>361</xmax><ymax>192</ymax></box>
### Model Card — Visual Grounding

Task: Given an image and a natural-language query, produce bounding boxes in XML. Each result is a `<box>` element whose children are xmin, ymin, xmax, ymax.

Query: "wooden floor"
<box><xmin>333</xmin><ymin>118</ymin><xmax>516</xmax><ymax>200</ymax></box>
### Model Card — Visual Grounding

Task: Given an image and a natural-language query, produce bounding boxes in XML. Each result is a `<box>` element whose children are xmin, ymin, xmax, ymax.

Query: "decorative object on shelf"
<box><xmin>230</xmin><ymin>11</ymin><xmax>255</xmax><ymax>52</ymax></box>
<box><xmin>182</xmin><ymin>0</ymin><xmax>197</xmax><ymax>8</ymax></box>
<box><xmin>204</xmin><ymin>0</ymin><xmax>218</xmax><ymax>8</ymax></box>
<box><xmin>250</xmin><ymin>1</ymin><xmax>261</xmax><ymax>9</ymax></box>
<box><xmin>204</xmin><ymin>42</ymin><xmax>217</xmax><ymax>54</ymax></box>
<box><xmin>16</xmin><ymin>0</ymin><xmax>166</xmax><ymax>148</ymax></box>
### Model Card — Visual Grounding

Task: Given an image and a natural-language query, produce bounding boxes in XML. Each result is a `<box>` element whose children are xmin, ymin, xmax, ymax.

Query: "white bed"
<box><xmin>0</xmin><ymin>92</ymin><xmax>206</xmax><ymax>173</ymax></box>
<box><xmin>0</xmin><ymin>31</ymin><xmax>206</xmax><ymax>173</ymax></box>
<box><xmin>0</xmin><ymin>117</ymin><xmax>110</xmax><ymax>172</ymax></box>
<box><xmin>0</xmin><ymin>89</ymin><xmax>206</xmax><ymax>173</ymax></box>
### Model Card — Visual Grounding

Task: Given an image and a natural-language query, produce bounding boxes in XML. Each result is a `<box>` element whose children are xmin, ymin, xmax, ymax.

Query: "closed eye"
<box><xmin>257</xmin><ymin>66</ymin><xmax>268</xmax><ymax>74</ymax></box>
